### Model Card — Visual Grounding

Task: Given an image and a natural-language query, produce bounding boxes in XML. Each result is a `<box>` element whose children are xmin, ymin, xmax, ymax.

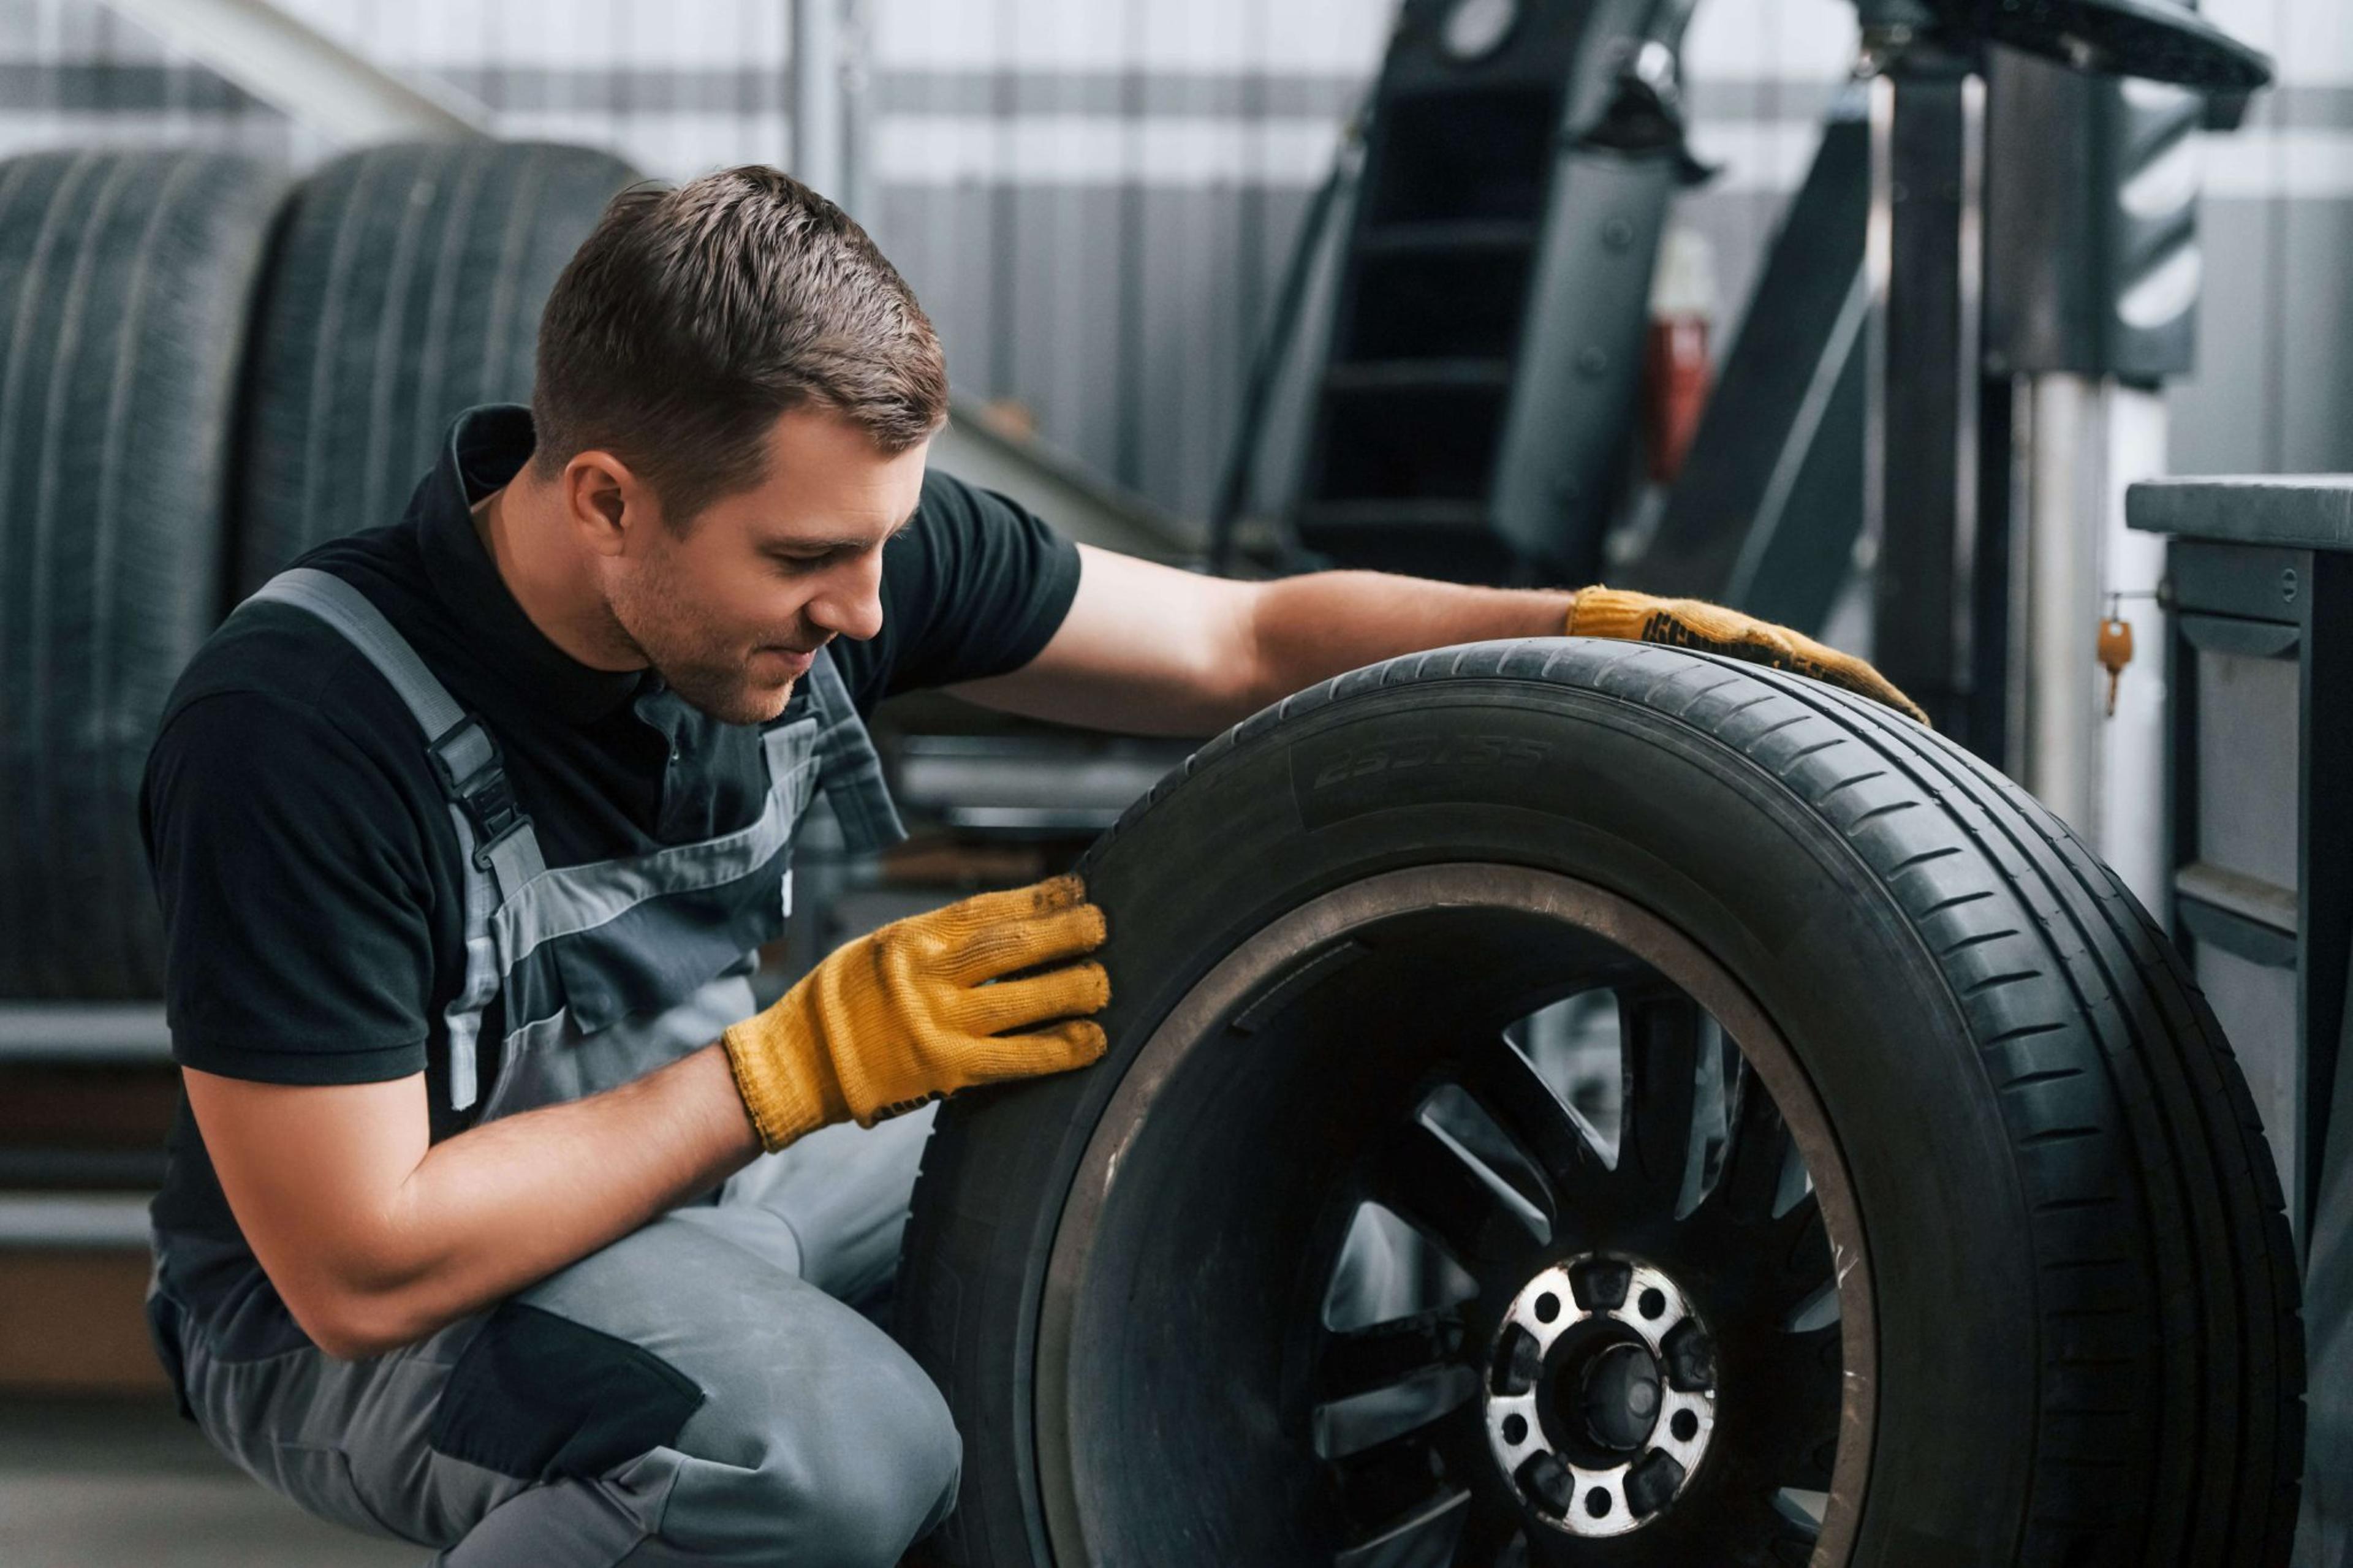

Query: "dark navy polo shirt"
<box><xmin>141</xmin><ymin>404</ymin><xmax>1078</xmax><ymax>1244</ymax></box>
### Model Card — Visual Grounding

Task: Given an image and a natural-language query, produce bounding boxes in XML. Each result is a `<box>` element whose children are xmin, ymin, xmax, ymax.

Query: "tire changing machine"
<box><xmin>1211</xmin><ymin>0</ymin><xmax>2270</xmax><ymax>762</ymax></box>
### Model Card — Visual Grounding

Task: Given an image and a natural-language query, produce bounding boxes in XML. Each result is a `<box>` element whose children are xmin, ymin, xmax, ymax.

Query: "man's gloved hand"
<box><xmin>721</xmin><ymin>874</ymin><xmax>1110</xmax><ymax>1153</ymax></box>
<box><xmin>1566</xmin><ymin>586</ymin><xmax>1930</xmax><ymax>725</ymax></box>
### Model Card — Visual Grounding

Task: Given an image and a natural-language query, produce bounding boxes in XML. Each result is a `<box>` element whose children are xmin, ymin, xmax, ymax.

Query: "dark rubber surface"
<box><xmin>0</xmin><ymin>149</ymin><xmax>287</xmax><ymax>996</ymax></box>
<box><xmin>234</xmin><ymin>140</ymin><xmax>638</xmax><ymax>590</ymax></box>
<box><xmin>898</xmin><ymin>637</ymin><xmax>2303</xmax><ymax>1566</ymax></box>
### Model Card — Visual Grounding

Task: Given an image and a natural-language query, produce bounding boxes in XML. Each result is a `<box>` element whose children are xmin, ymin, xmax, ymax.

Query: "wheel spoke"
<box><xmin>1683</xmin><ymin>1067</ymin><xmax>1837</xmax><ymax>1321</ymax></box>
<box><xmin>1772</xmin><ymin>1487</ymin><xmax>1830</xmax><ymax>1538</ymax></box>
<box><xmin>1366</xmin><ymin>1119</ymin><xmax>1550</xmax><ymax>1270</ymax></box>
<box><xmin>1767</xmin><ymin>1189</ymin><xmax>1835</xmax><ymax>1318</ymax></box>
<box><xmin>1623</xmin><ymin>1480</ymin><xmax>1824</xmax><ymax>1566</ymax></box>
<box><xmin>1705</xmin><ymin>1059</ymin><xmax>1795</xmax><ymax>1223</ymax></box>
<box><xmin>1333</xmin><ymin>1485</ymin><xmax>1472</xmax><ymax>1568</ymax></box>
<box><xmin>1314</xmin><ymin>1363</ymin><xmax>1480</xmax><ymax>1460</ymax></box>
<box><xmin>1616</xmin><ymin>985</ymin><xmax>1705</xmax><ymax>1205</ymax></box>
<box><xmin>1332</xmin><ymin>1402</ymin><xmax>1488</xmax><ymax>1528</ymax></box>
<box><xmin>1319</xmin><ymin>1308</ymin><xmax>1471</xmax><ymax>1404</ymax></box>
<box><xmin>1452</xmin><ymin>1034</ymin><xmax>1612</xmax><ymax>1205</ymax></box>
<box><xmin>1721</xmin><ymin>1320</ymin><xmax>1844</xmax><ymax>1493</ymax></box>
<box><xmin>1446</xmin><ymin>1498</ymin><xmax>1526</xmax><ymax>1568</ymax></box>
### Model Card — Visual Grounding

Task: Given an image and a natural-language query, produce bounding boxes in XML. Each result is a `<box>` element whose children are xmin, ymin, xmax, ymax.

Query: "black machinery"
<box><xmin>2127</xmin><ymin>472</ymin><xmax>2353</xmax><ymax>1555</ymax></box>
<box><xmin>1211</xmin><ymin>0</ymin><xmax>2270</xmax><ymax>756</ymax></box>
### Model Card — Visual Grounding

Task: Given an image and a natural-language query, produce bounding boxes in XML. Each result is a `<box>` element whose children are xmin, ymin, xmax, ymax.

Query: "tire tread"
<box><xmin>0</xmin><ymin>148</ymin><xmax>287</xmax><ymax>996</ymax></box>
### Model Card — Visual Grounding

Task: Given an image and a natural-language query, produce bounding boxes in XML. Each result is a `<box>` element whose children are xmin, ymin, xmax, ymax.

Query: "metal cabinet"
<box><xmin>2129</xmin><ymin>475</ymin><xmax>2353</xmax><ymax>1559</ymax></box>
<box><xmin>2131</xmin><ymin>479</ymin><xmax>2353</xmax><ymax>1242</ymax></box>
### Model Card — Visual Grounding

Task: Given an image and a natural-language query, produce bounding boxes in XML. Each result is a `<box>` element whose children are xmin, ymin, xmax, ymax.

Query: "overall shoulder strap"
<box><xmin>802</xmin><ymin>646</ymin><xmax>907</xmax><ymax>855</ymax></box>
<box><xmin>246</xmin><ymin>569</ymin><xmax>545</xmax><ymax>896</ymax></box>
<box><xmin>242</xmin><ymin>567</ymin><xmax>544</xmax><ymax>1111</ymax></box>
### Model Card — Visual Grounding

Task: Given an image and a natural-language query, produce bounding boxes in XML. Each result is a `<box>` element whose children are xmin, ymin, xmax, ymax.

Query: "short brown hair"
<box><xmin>531</xmin><ymin>165</ymin><xmax>947</xmax><ymax>525</ymax></box>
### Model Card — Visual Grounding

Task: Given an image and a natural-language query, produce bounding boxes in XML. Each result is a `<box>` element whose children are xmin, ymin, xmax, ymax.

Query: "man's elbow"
<box><xmin>278</xmin><ymin>1263</ymin><xmax>439</xmax><ymax>1362</ymax></box>
<box><xmin>1230</xmin><ymin>584</ymin><xmax>1289</xmax><ymax>714</ymax></box>
<box><xmin>290</xmin><ymin>1289</ymin><xmax>432</xmax><ymax>1362</ymax></box>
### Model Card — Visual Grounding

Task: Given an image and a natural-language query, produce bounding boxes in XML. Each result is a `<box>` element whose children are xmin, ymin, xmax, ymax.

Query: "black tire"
<box><xmin>898</xmin><ymin>638</ymin><xmax>2303</xmax><ymax>1566</ymax></box>
<box><xmin>0</xmin><ymin>149</ymin><xmax>287</xmax><ymax>998</ymax></box>
<box><xmin>233</xmin><ymin>140</ymin><xmax>638</xmax><ymax>588</ymax></box>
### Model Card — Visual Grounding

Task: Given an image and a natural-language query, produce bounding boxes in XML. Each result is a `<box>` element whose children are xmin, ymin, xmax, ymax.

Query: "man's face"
<box><xmin>601</xmin><ymin>408</ymin><xmax>927</xmax><ymax>724</ymax></box>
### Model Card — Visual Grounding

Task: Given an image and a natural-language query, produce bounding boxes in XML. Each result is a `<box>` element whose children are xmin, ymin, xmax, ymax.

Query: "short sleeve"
<box><xmin>827</xmin><ymin>468</ymin><xmax>1082</xmax><ymax>713</ymax></box>
<box><xmin>142</xmin><ymin>692</ymin><xmax>437</xmax><ymax>1085</ymax></box>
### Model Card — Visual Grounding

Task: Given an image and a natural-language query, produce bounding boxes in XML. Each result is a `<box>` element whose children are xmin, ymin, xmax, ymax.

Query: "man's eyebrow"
<box><xmin>762</xmin><ymin>507</ymin><xmax>919</xmax><ymax>556</ymax></box>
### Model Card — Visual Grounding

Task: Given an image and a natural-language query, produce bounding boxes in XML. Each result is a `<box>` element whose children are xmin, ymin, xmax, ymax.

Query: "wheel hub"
<box><xmin>1571</xmin><ymin>1339</ymin><xmax>1661</xmax><ymax>1453</ymax></box>
<box><xmin>1486</xmin><ymin>1254</ymin><xmax>1718</xmax><ymax>1536</ymax></box>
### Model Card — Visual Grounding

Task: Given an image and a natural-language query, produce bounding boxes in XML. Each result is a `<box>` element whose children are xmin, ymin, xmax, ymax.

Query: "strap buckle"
<box><xmin>426</xmin><ymin>716</ymin><xmax>531</xmax><ymax>873</ymax></box>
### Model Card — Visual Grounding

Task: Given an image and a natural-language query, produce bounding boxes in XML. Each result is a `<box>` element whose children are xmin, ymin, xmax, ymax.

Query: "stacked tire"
<box><xmin>0</xmin><ymin>150</ymin><xmax>286</xmax><ymax>996</ymax></box>
<box><xmin>236</xmin><ymin>141</ymin><xmax>637</xmax><ymax>586</ymax></box>
<box><xmin>0</xmin><ymin>140</ymin><xmax>636</xmax><ymax>998</ymax></box>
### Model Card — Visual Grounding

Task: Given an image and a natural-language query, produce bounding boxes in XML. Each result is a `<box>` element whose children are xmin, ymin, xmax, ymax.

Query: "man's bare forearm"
<box><xmin>333</xmin><ymin>1044</ymin><xmax>759</xmax><ymax>1355</ymax></box>
<box><xmin>1243</xmin><ymin>571</ymin><xmax>1574</xmax><ymax>720</ymax></box>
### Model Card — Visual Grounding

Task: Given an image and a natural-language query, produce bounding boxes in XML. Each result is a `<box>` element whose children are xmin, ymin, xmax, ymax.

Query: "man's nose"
<box><xmin>805</xmin><ymin>555</ymin><xmax>885</xmax><ymax>642</ymax></box>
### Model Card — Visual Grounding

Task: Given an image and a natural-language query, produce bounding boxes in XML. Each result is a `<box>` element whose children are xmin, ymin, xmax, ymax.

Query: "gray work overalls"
<box><xmin>146</xmin><ymin>568</ymin><xmax>960</xmax><ymax>1567</ymax></box>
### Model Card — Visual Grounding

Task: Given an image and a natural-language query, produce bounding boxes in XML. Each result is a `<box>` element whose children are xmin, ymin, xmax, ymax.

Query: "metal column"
<box><xmin>1864</xmin><ymin>39</ymin><xmax>2004</xmax><ymax>751</ymax></box>
<box><xmin>792</xmin><ymin>0</ymin><xmax>844</xmax><ymax>201</ymax></box>
<box><xmin>96</xmin><ymin>0</ymin><xmax>488</xmax><ymax>143</ymax></box>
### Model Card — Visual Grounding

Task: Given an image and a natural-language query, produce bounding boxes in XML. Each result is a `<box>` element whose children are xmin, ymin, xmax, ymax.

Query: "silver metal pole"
<box><xmin>793</xmin><ymin>0</ymin><xmax>844</xmax><ymax>200</ymax></box>
<box><xmin>1859</xmin><ymin>70</ymin><xmax>1895</xmax><ymax>610</ymax></box>
<box><xmin>2023</xmin><ymin>373</ymin><xmax>2102</xmax><ymax>834</ymax></box>
<box><xmin>838</xmin><ymin>0</ymin><xmax>876</xmax><ymax>218</ymax></box>
<box><xmin>98</xmin><ymin>0</ymin><xmax>488</xmax><ymax>143</ymax></box>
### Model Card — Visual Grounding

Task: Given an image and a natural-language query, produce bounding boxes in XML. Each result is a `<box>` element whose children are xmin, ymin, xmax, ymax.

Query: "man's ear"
<box><xmin>561</xmin><ymin>450</ymin><xmax>642</xmax><ymax>556</ymax></box>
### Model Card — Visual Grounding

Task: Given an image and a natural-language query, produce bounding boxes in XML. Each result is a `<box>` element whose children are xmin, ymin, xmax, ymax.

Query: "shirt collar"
<box><xmin>414</xmin><ymin>404</ymin><xmax>653</xmax><ymax>725</ymax></box>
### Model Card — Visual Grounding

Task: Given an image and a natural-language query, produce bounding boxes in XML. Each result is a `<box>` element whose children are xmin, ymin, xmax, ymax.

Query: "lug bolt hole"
<box><xmin>1670</xmin><ymin>1408</ymin><xmax>1699</xmax><ymax>1441</ymax></box>
<box><xmin>1638</xmin><ymin>1287</ymin><xmax>1666</xmax><ymax>1319</ymax></box>
<box><xmin>1584</xmin><ymin>1487</ymin><xmax>1611</xmax><ymax>1518</ymax></box>
<box><xmin>1501</xmin><ymin>1413</ymin><xmax>1528</xmax><ymax>1444</ymax></box>
<box><xmin>1534</xmin><ymin>1292</ymin><xmax>1561</xmax><ymax>1324</ymax></box>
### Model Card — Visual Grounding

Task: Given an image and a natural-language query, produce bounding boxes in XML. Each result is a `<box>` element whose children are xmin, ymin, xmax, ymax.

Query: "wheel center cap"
<box><xmin>1572</xmin><ymin>1341</ymin><xmax>1662</xmax><ymax>1452</ymax></box>
<box><xmin>1483</xmin><ymin>1254</ymin><xmax>1719</xmax><ymax>1538</ymax></box>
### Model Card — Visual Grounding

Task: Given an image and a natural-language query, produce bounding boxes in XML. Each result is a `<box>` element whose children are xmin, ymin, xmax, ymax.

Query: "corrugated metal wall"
<box><xmin>2175</xmin><ymin>1</ymin><xmax>2353</xmax><ymax>475</ymax></box>
<box><xmin>4</xmin><ymin>0</ymin><xmax>2350</xmax><ymax>526</ymax></box>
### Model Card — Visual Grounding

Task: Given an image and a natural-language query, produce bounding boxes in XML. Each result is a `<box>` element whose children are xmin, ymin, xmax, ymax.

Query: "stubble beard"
<box><xmin>659</xmin><ymin>651</ymin><xmax>794</xmax><ymax>726</ymax></box>
<box><xmin>607</xmin><ymin>554</ymin><xmax>796</xmax><ymax>727</ymax></box>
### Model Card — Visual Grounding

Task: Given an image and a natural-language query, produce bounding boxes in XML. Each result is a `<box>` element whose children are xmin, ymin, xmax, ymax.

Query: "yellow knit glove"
<box><xmin>1567</xmin><ymin>586</ymin><xmax>1930</xmax><ymax>725</ymax></box>
<box><xmin>721</xmin><ymin>874</ymin><xmax>1111</xmax><ymax>1153</ymax></box>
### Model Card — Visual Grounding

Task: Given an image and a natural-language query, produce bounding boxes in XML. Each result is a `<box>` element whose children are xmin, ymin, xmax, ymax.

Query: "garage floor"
<box><xmin>0</xmin><ymin>1398</ymin><xmax>417</xmax><ymax>1567</ymax></box>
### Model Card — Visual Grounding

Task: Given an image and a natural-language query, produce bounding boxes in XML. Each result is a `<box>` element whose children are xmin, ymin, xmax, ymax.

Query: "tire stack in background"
<box><xmin>236</xmin><ymin>142</ymin><xmax>642</xmax><ymax>586</ymax></box>
<box><xmin>0</xmin><ymin>149</ymin><xmax>287</xmax><ymax>1003</ymax></box>
<box><xmin>0</xmin><ymin>139</ymin><xmax>635</xmax><ymax>1395</ymax></box>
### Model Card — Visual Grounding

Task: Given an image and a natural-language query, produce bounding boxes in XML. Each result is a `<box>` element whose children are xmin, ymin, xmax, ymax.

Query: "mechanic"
<box><xmin>138</xmin><ymin>165</ymin><xmax>1923</xmax><ymax>1567</ymax></box>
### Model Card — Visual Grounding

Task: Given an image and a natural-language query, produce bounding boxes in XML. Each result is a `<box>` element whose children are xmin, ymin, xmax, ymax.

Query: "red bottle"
<box><xmin>1642</xmin><ymin>227</ymin><xmax>1716</xmax><ymax>487</ymax></box>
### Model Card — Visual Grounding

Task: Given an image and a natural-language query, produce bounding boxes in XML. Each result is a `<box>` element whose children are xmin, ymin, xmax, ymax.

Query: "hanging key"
<box><xmin>2097</xmin><ymin>608</ymin><xmax>2134</xmax><ymax>718</ymax></box>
